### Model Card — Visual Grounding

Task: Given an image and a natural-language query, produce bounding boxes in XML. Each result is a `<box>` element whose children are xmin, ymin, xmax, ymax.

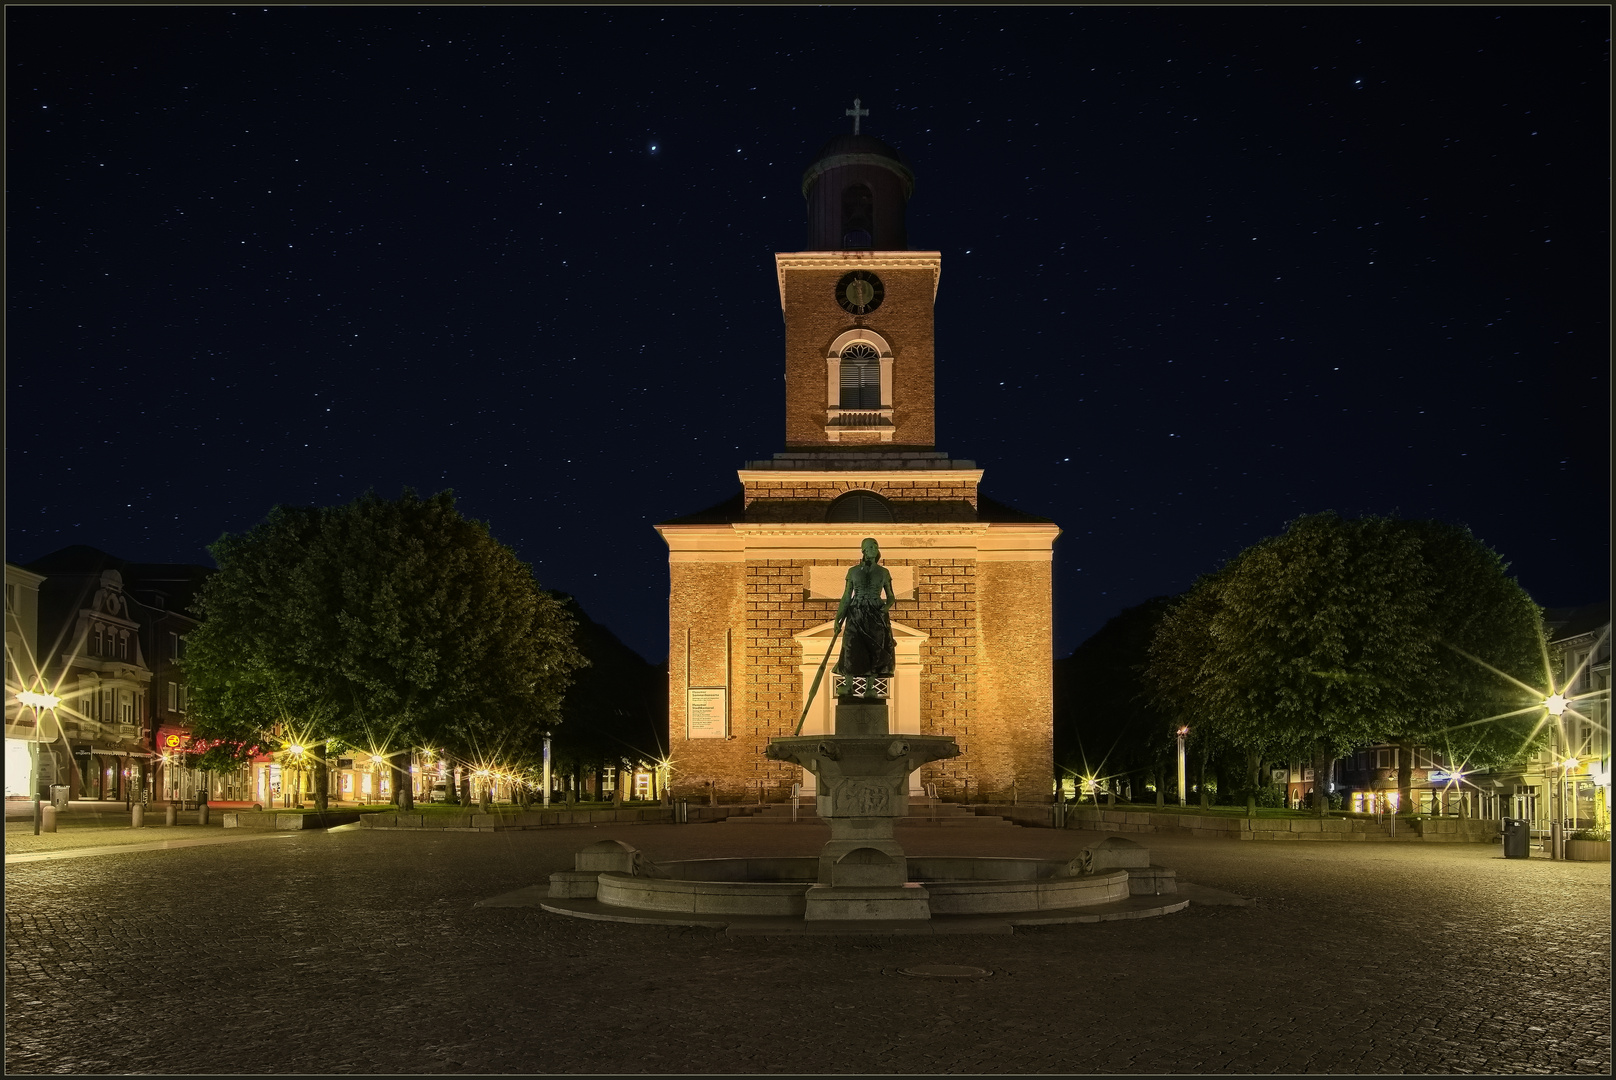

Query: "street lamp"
<box><xmin>285</xmin><ymin>743</ymin><xmax>306</xmax><ymax>808</ymax></box>
<box><xmin>1544</xmin><ymin>693</ymin><xmax>1569</xmax><ymax>860</ymax></box>
<box><xmin>17</xmin><ymin>690</ymin><xmax>60</xmax><ymax>835</ymax></box>
<box><xmin>542</xmin><ymin>732</ymin><xmax>553</xmax><ymax>807</ymax></box>
<box><xmin>1176</xmin><ymin>726</ymin><xmax>1189</xmax><ymax>808</ymax></box>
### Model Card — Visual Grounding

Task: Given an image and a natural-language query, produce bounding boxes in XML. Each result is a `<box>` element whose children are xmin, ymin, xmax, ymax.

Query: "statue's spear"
<box><xmin>793</xmin><ymin>620</ymin><xmax>843</xmax><ymax>736</ymax></box>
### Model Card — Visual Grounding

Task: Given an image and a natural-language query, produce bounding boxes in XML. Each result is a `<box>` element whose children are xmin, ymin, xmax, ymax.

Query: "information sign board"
<box><xmin>687</xmin><ymin>687</ymin><xmax>728</xmax><ymax>739</ymax></box>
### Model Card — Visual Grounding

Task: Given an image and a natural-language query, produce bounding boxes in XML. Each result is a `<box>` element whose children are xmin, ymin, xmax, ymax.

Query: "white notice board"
<box><xmin>687</xmin><ymin>687</ymin><xmax>728</xmax><ymax>739</ymax></box>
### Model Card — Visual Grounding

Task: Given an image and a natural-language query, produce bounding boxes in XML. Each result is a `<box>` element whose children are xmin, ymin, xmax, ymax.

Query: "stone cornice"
<box><xmin>656</xmin><ymin>520</ymin><xmax>1059</xmax><ymax>563</ymax></box>
<box><xmin>731</xmin><ymin>523</ymin><xmax>992</xmax><ymax>536</ymax></box>
<box><xmin>738</xmin><ymin>468</ymin><xmax>982</xmax><ymax>485</ymax></box>
<box><xmin>58</xmin><ymin>655</ymin><xmax>152</xmax><ymax>682</ymax></box>
<box><xmin>773</xmin><ymin>250</ymin><xmax>942</xmax><ymax>309</ymax></box>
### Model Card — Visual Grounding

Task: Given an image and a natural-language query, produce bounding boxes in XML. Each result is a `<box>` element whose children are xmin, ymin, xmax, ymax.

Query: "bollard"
<box><xmin>131</xmin><ymin>803</ymin><xmax>144</xmax><ymax>828</ymax></box>
<box><xmin>41</xmin><ymin>804</ymin><xmax>58</xmax><ymax>832</ymax></box>
<box><xmin>165</xmin><ymin>801</ymin><xmax>177</xmax><ymax>827</ymax></box>
<box><xmin>198</xmin><ymin>803</ymin><xmax>210</xmax><ymax>826</ymax></box>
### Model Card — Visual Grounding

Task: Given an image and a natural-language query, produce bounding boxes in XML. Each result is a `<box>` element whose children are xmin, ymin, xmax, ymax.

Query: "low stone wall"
<box><xmin>358</xmin><ymin>804</ymin><xmax>758</xmax><ymax>832</ymax></box>
<box><xmin>1409</xmin><ymin>816</ymin><xmax>1503</xmax><ymax>843</ymax></box>
<box><xmin>223</xmin><ymin>811</ymin><xmax>361</xmax><ymax>830</ymax></box>
<box><xmin>1057</xmin><ymin>806</ymin><xmax>1501</xmax><ymax>843</ymax></box>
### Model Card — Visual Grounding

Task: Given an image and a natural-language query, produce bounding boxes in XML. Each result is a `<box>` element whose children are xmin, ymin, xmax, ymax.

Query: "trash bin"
<box><xmin>1502</xmin><ymin>817</ymin><xmax>1531</xmax><ymax>859</ymax></box>
<box><xmin>50</xmin><ymin>785</ymin><xmax>69</xmax><ymax>808</ymax></box>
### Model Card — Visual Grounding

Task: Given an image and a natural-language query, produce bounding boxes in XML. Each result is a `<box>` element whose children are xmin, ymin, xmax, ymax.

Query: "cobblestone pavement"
<box><xmin>4</xmin><ymin>820</ymin><xmax>1609</xmax><ymax>1074</ymax></box>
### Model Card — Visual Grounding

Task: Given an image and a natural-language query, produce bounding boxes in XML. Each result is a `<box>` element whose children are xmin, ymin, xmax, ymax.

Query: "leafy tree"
<box><xmin>1147</xmin><ymin>512</ymin><xmax>1547</xmax><ymax>817</ymax></box>
<box><xmin>182</xmin><ymin>490</ymin><xmax>586</xmax><ymax>809</ymax></box>
<box><xmin>1384</xmin><ymin>519</ymin><xmax>1547</xmax><ymax>809</ymax></box>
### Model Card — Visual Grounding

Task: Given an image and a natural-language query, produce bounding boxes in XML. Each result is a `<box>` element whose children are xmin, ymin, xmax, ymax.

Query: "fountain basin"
<box><xmin>554</xmin><ymin>855</ymin><xmax>1134</xmax><ymax>918</ymax></box>
<box><xmin>597</xmin><ymin>872</ymin><xmax>815</xmax><ymax>917</ymax></box>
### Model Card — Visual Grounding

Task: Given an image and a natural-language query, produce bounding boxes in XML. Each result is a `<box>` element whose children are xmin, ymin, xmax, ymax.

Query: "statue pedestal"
<box><xmin>766</xmin><ymin>698</ymin><xmax>959</xmax><ymax>920</ymax></box>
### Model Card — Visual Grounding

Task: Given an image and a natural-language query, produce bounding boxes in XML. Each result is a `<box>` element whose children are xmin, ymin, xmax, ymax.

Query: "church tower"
<box><xmin>657</xmin><ymin>106</ymin><xmax>1060</xmax><ymax>806</ymax></box>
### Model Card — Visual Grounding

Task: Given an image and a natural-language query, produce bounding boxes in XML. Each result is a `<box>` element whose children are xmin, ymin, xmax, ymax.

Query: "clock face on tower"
<box><xmin>835</xmin><ymin>270</ymin><xmax>885</xmax><ymax>316</ymax></box>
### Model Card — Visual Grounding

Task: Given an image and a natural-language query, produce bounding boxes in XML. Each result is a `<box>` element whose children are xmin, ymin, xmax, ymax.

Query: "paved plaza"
<box><xmin>5</xmin><ymin>815</ymin><xmax>1610</xmax><ymax>1075</ymax></box>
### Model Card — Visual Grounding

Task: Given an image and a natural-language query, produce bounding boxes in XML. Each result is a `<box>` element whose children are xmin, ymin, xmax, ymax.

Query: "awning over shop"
<box><xmin>70</xmin><ymin>739</ymin><xmax>156</xmax><ymax>759</ymax></box>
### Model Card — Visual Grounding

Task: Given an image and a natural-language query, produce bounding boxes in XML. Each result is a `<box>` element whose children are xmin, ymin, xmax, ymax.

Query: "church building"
<box><xmin>657</xmin><ymin>112</ymin><xmax>1060</xmax><ymax>805</ymax></box>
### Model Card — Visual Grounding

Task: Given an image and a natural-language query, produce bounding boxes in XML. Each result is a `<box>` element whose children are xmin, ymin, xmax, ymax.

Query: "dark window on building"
<box><xmin>841</xmin><ymin>184</ymin><xmax>873</xmax><ymax>248</ymax></box>
<box><xmin>839</xmin><ymin>343</ymin><xmax>881</xmax><ymax>408</ymax></box>
<box><xmin>827</xmin><ymin>491</ymin><xmax>895</xmax><ymax>523</ymax></box>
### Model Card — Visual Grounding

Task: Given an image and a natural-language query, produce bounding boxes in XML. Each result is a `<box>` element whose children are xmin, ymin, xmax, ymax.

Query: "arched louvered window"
<box><xmin>826</xmin><ymin>491</ymin><xmax>895</xmax><ymax>523</ymax></box>
<box><xmin>839</xmin><ymin>342</ymin><xmax>881</xmax><ymax>408</ymax></box>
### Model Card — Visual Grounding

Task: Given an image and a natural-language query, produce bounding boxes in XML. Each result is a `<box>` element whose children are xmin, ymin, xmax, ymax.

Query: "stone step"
<box><xmin>896</xmin><ymin>817</ymin><xmax>1016</xmax><ymax>827</ymax></box>
<box><xmin>747</xmin><ymin>804</ymin><xmax>977</xmax><ymax>817</ymax></box>
<box><xmin>722</xmin><ymin>813</ymin><xmax>1015</xmax><ymax>827</ymax></box>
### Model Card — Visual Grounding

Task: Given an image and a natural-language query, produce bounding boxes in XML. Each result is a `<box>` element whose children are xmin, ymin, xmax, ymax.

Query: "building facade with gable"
<box><xmin>21</xmin><ymin>546</ymin><xmax>239</xmax><ymax>804</ymax></box>
<box><xmin>657</xmin><ymin>121</ymin><xmax>1060</xmax><ymax>804</ymax></box>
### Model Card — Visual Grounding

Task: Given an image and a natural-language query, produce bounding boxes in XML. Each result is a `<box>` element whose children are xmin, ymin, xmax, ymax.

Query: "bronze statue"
<box><xmin>833</xmin><ymin>537</ymin><xmax>897</xmax><ymax>696</ymax></box>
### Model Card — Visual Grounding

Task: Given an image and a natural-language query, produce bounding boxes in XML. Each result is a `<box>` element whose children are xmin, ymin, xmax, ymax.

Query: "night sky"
<box><xmin>7</xmin><ymin>7</ymin><xmax>1609</xmax><ymax>663</ymax></box>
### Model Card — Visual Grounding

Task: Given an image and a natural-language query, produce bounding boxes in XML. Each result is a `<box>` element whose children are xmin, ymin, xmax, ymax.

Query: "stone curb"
<box><xmin>1058</xmin><ymin>807</ymin><xmax>1501</xmax><ymax>843</ymax></box>
<box><xmin>488</xmin><ymin>884</ymin><xmax>1189</xmax><ymax>935</ymax></box>
<box><xmin>356</xmin><ymin>806</ymin><xmax>757</xmax><ymax>831</ymax></box>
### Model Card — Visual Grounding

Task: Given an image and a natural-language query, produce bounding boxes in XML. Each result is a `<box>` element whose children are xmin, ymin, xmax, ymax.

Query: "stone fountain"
<box><xmin>520</xmin><ymin>540</ymin><xmax>1191</xmax><ymax>933</ymax></box>
<box><xmin>762</xmin><ymin>690</ymin><xmax>959</xmax><ymax>920</ymax></box>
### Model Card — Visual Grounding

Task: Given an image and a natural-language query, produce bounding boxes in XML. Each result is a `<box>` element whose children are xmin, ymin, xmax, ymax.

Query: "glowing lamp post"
<box><xmin>542</xmin><ymin>733</ymin><xmax>553</xmax><ymax>807</ymax></box>
<box><xmin>286</xmin><ymin>744</ymin><xmax>306</xmax><ymax>807</ymax></box>
<box><xmin>1176</xmin><ymin>726</ymin><xmax>1189</xmax><ymax>807</ymax></box>
<box><xmin>1543</xmin><ymin>693</ymin><xmax>1570</xmax><ymax>860</ymax></box>
<box><xmin>18</xmin><ymin>691</ymin><xmax>60</xmax><ymax>836</ymax></box>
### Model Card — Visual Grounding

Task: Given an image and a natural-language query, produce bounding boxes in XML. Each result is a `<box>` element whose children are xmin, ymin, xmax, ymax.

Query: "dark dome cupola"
<box><xmin>801</xmin><ymin>102</ymin><xmax>914</xmax><ymax>251</ymax></box>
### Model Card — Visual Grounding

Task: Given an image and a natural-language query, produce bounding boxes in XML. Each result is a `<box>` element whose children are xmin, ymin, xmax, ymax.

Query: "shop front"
<box><xmin>153</xmin><ymin>725</ymin><xmax>258</xmax><ymax>807</ymax></box>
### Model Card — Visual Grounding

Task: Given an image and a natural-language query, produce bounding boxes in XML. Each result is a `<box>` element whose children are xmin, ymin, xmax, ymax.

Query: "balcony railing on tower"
<box><xmin>824</xmin><ymin>408</ymin><xmax>895</xmax><ymax>442</ymax></box>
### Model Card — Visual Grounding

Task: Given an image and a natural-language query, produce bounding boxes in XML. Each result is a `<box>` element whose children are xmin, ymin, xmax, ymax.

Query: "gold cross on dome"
<box><xmin>846</xmin><ymin>97</ymin><xmax>869</xmax><ymax>135</ymax></box>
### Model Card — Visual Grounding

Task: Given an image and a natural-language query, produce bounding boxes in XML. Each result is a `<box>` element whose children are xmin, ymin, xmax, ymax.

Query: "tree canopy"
<box><xmin>1146</xmin><ymin>513</ymin><xmax>1547</xmax><ymax>807</ymax></box>
<box><xmin>181</xmin><ymin>490</ymin><xmax>585</xmax><ymax>766</ymax></box>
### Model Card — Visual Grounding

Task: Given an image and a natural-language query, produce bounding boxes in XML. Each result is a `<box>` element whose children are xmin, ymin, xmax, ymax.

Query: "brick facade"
<box><xmin>780</xmin><ymin>257</ymin><xmax>938</xmax><ymax>449</ymax></box>
<box><xmin>661</xmin><ymin>514</ymin><xmax>1058</xmax><ymax>804</ymax></box>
